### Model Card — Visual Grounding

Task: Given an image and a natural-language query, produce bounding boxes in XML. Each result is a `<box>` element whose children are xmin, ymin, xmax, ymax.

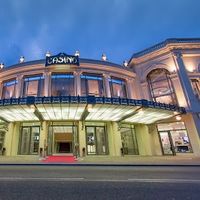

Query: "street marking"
<box><xmin>0</xmin><ymin>177</ymin><xmax>200</xmax><ymax>183</ymax></box>
<box><xmin>128</xmin><ymin>178</ymin><xmax>200</xmax><ymax>183</ymax></box>
<box><xmin>0</xmin><ymin>177</ymin><xmax>85</xmax><ymax>181</ymax></box>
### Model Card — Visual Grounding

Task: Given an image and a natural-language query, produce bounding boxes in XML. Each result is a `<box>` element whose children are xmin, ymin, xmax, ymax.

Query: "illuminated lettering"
<box><xmin>46</xmin><ymin>53</ymin><xmax>79</xmax><ymax>66</ymax></box>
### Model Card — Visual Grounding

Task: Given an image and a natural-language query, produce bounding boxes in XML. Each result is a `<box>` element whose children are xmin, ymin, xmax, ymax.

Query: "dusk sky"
<box><xmin>1</xmin><ymin>0</ymin><xmax>200</xmax><ymax>66</ymax></box>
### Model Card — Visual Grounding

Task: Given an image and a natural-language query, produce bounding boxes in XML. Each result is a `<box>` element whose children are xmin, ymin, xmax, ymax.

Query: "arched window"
<box><xmin>147</xmin><ymin>68</ymin><xmax>177</xmax><ymax>105</ymax></box>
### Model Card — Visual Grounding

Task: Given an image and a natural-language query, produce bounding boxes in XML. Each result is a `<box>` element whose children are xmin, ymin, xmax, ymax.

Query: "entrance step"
<box><xmin>42</xmin><ymin>155</ymin><xmax>77</xmax><ymax>163</ymax></box>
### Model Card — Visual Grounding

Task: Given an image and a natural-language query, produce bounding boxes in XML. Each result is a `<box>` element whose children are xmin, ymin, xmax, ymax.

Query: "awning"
<box><xmin>0</xmin><ymin>96</ymin><xmax>185</xmax><ymax>124</ymax></box>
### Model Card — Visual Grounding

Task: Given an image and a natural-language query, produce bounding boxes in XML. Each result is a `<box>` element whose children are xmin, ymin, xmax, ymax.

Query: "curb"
<box><xmin>0</xmin><ymin>163</ymin><xmax>200</xmax><ymax>167</ymax></box>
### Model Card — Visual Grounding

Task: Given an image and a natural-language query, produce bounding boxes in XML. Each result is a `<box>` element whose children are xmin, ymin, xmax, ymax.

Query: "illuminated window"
<box><xmin>81</xmin><ymin>74</ymin><xmax>104</xmax><ymax>97</ymax></box>
<box><xmin>23</xmin><ymin>75</ymin><xmax>44</xmax><ymax>97</ymax></box>
<box><xmin>109</xmin><ymin>77</ymin><xmax>127</xmax><ymax>98</ymax></box>
<box><xmin>51</xmin><ymin>73</ymin><xmax>74</xmax><ymax>96</ymax></box>
<box><xmin>147</xmin><ymin>68</ymin><xmax>177</xmax><ymax>104</ymax></box>
<box><xmin>2</xmin><ymin>79</ymin><xmax>18</xmax><ymax>99</ymax></box>
<box><xmin>158</xmin><ymin>122</ymin><xmax>192</xmax><ymax>154</ymax></box>
<box><xmin>191</xmin><ymin>79</ymin><xmax>200</xmax><ymax>99</ymax></box>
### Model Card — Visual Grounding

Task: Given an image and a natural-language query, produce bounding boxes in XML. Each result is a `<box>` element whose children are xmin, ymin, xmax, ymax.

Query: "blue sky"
<box><xmin>0</xmin><ymin>0</ymin><xmax>200</xmax><ymax>66</ymax></box>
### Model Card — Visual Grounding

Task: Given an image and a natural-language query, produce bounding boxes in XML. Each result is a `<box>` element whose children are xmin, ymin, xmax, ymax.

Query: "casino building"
<box><xmin>0</xmin><ymin>38</ymin><xmax>200</xmax><ymax>158</ymax></box>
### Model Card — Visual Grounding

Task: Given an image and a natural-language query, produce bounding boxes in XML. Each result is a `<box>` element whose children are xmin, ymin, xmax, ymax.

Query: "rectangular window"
<box><xmin>109</xmin><ymin>77</ymin><xmax>127</xmax><ymax>98</ymax></box>
<box><xmin>81</xmin><ymin>74</ymin><xmax>104</xmax><ymax>97</ymax></box>
<box><xmin>23</xmin><ymin>75</ymin><xmax>44</xmax><ymax>97</ymax></box>
<box><xmin>51</xmin><ymin>73</ymin><xmax>74</xmax><ymax>96</ymax></box>
<box><xmin>2</xmin><ymin>79</ymin><xmax>18</xmax><ymax>99</ymax></box>
<box><xmin>86</xmin><ymin>126</ymin><xmax>108</xmax><ymax>155</ymax></box>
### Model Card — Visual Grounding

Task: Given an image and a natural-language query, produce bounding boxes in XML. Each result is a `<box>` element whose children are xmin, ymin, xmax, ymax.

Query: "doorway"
<box><xmin>19</xmin><ymin>126</ymin><xmax>40</xmax><ymax>155</ymax></box>
<box><xmin>48</xmin><ymin>125</ymin><xmax>78</xmax><ymax>155</ymax></box>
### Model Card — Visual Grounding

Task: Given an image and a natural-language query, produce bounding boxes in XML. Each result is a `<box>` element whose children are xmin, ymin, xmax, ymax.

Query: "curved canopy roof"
<box><xmin>0</xmin><ymin>96</ymin><xmax>185</xmax><ymax>124</ymax></box>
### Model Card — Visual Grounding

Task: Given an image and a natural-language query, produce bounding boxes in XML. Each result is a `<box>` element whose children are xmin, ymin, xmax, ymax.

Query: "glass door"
<box><xmin>120</xmin><ymin>127</ymin><xmax>139</xmax><ymax>155</ymax></box>
<box><xmin>19</xmin><ymin>126</ymin><xmax>40</xmax><ymax>155</ymax></box>
<box><xmin>159</xmin><ymin>131</ymin><xmax>175</xmax><ymax>155</ymax></box>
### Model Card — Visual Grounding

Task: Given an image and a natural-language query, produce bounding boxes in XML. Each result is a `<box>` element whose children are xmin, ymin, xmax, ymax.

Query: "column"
<box><xmin>3</xmin><ymin>122</ymin><xmax>14</xmax><ymax>156</ymax></box>
<box><xmin>126</xmin><ymin>78</ymin><xmax>134</xmax><ymax>99</ymax></box>
<box><xmin>172</xmin><ymin>51</ymin><xmax>199</xmax><ymax>110</ymax></box>
<box><xmin>16</xmin><ymin>74</ymin><xmax>23</xmax><ymax>98</ymax></box>
<box><xmin>74</xmin><ymin>71</ymin><xmax>81</xmax><ymax>96</ymax></box>
<box><xmin>135</xmin><ymin>124</ymin><xmax>153</xmax><ymax>155</ymax></box>
<box><xmin>106</xmin><ymin>122</ymin><xmax>115</xmax><ymax>156</ymax></box>
<box><xmin>0</xmin><ymin>81</ymin><xmax>3</xmax><ymax>99</ymax></box>
<box><xmin>44</xmin><ymin>71</ymin><xmax>51</xmax><ymax>97</ymax></box>
<box><xmin>39</xmin><ymin>121</ymin><xmax>48</xmax><ymax>157</ymax></box>
<box><xmin>112</xmin><ymin>122</ymin><xmax>122</xmax><ymax>156</ymax></box>
<box><xmin>10</xmin><ymin>122</ymin><xmax>20</xmax><ymax>156</ymax></box>
<box><xmin>78</xmin><ymin>121</ymin><xmax>86</xmax><ymax>157</ymax></box>
<box><xmin>103</xmin><ymin>73</ymin><xmax>111</xmax><ymax>97</ymax></box>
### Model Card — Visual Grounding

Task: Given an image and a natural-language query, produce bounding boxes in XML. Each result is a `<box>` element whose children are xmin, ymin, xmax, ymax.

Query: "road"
<box><xmin>0</xmin><ymin>165</ymin><xmax>200</xmax><ymax>200</ymax></box>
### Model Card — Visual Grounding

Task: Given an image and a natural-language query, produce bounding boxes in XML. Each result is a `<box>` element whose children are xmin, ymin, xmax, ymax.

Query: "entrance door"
<box><xmin>159</xmin><ymin>131</ymin><xmax>175</xmax><ymax>155</ymax></box>
<box><xmin>48</xmin><ymin>126</ymin><xmax>78</xmax><ymax>155</ymax></box>
<box><xmin>19</xmin><ymin>127</ymin><xmax>40</xmax><ymax>155</ymax></box>
<box><xmin>120</xmin><ymin>127</ymin><xmax>138</xmax><ymax>155</ymax></box>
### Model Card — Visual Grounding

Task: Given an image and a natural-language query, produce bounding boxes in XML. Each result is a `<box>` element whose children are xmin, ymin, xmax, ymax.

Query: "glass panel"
<box><xmin>23</xmin><ymin>76</ymin><xmax>44</xmax><ymax>97</ymax></box>
<box><xmin>30</xmin><ymin>127</ymin><xmax>40</xmax><ymax>154</ymax></box>
<box><xmin>86</xmin><ymin>127</ymin><xmax>96</xmax><ymax>154</ymax></box>
<box><xmin>120</xmin><ymin>127</ymin><xmax>138</xmax><ymax>155</ymax></box>
<box><xmin>2</xmin><ymin>80</ymin><xmax>17</xmax><ymax>99</ymax></box>
<box><xmin>81</xmin><ymin>75</ymin><xmax>104</xmax><ymax>97</ymax></box>
<box><xmin>20</xmin><ymin>127</ymin><xmax>31</xmax><ymax>155</ymax></box>
<box><xmin>51</xmin><ymin>74</ymin><xmax>74</xmax><ymax>96</ymax></box>
<box><xmin>96</xmin><ymin>127</ymin><xmax>107</xmax><ymax>155</ymax></box>
<box><xmin>147</xmin><ymin>69</ymin><xmax>177</xmax><ymax>104</ymax></box>
<box><xmin>170</xmin><ymin>130</ymin><xmax>192</xmax><ymax>153</ymax></box>
<box><xmin>110</xmin><ymin>78</ymin><xmax>127</xmax><ymax>98</ymax></box>
<box><xmin>159</xmin><ymin>132</ymin><xmax>173</xmax><ymax>155</ymax></box>
<box><xmin>191</xmin><ymin>79</ymin><xmax>200</xmax><ymax>99</ymax></box>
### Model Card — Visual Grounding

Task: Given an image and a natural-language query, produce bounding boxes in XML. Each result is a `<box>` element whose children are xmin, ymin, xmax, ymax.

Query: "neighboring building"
<box><xmin>0</xmin><ymin>38</ymin><xmax>200</xmax><ymax>158</ymax></box>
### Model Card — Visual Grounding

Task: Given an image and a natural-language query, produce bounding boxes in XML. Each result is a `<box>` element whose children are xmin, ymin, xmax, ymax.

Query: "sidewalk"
<box><xmin>1</xmin><ymin>155</ymin><xmax>200</xmax><ymax>166</ymax></box>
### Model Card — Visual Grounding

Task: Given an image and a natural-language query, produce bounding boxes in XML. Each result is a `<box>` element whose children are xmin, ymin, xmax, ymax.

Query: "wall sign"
<box><xmin>45</xmin><ymin>53</ymin><xmax>79</xmax><ymax>66</ymax></box>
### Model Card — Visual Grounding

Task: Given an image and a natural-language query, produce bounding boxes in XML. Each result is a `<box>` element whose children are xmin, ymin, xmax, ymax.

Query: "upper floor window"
<box><xmin>2</xmin><ymin>79</ymin><xmax>18</xmax><ymax>99</ymax></box>
<box><xmin>23</xmin><ymin>75</ymin><xmax>44</xmax><ymax>97</ymax></box>
<box><xmin>51</xmin><ymin>73</ymin><xmax>74</xmax><ymax>96</ymax></box>
<box><xmin>81</xmin><ymin>74</ymin><xmax>104</xmax><ymax>97</ymax></box>
<box><xmin>147</xmin><ymin>68</ymin><xmax>177</xmax><ymax>105</ymax></box>
<box><xmin>109</xmin><ymin>77</ymin><xmax>127</xmax><ymax>98</ymax></box>
<box><xmin>191</xmin><ymin>79</ymin><xmax>200</xmax><ymax>100</ymax></box>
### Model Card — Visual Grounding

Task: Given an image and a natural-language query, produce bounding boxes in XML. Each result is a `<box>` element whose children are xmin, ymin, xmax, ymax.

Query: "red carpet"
<box><xmin>42</xmin><ymin>155</ymin><xmax>77</xmax><ymax>163</ymax></box>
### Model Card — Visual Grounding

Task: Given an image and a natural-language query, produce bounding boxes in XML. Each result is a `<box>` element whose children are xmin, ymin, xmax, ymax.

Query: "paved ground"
<box><xmin>0</xmin><ymin>165</ymin><xmax>200</xmax><ymax>200</ymax></box>
<box><xmin>0</xmin><ymin>155</ymin><xmax>200</xmax><ymax>165</ymax></box>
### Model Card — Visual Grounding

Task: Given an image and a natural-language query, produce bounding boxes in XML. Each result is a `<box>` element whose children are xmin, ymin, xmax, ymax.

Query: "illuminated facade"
<box><xmin>0</xmin><ymin>38</ymin><xmax>200</xmax><ymax>158</ymax></box>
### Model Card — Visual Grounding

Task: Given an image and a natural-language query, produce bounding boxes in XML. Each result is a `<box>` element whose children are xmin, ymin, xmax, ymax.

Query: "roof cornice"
<box><xmin>130</xmin><ymin>38</ymin><xmax>200</xmax><ymax>65</ymax></box>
